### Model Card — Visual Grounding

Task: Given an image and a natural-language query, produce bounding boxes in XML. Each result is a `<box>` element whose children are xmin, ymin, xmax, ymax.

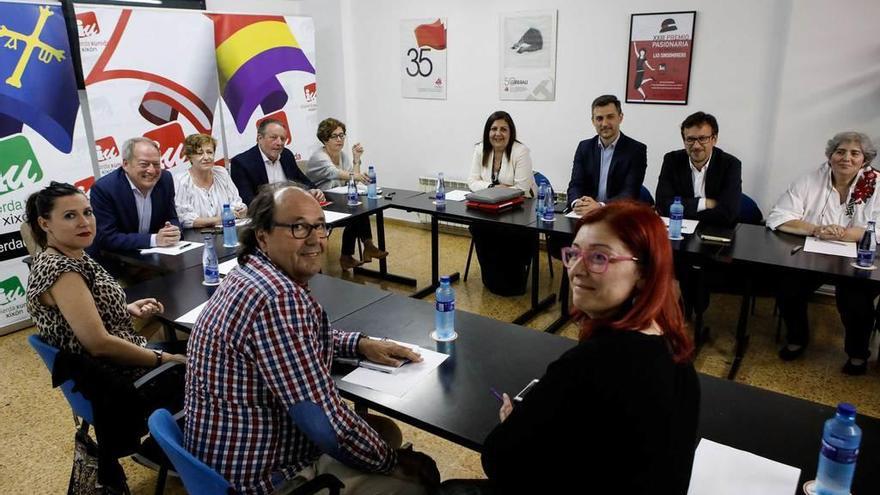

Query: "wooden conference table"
<box><xmin>125</xmin><ymin>267</ymin><xmax>879</xmax><ymax>494</ymax></box>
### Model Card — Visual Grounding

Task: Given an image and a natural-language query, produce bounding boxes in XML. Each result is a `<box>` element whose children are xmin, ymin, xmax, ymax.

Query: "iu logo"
<box><xmin>95</xmin><ymin>136</ymin><xmax>118</xmax><ymax>163</ymax></box>
<box><xmin>0</xmin><ymin>135</ymin><xmax>44</xmax><ymax>196</ymax></box>
<box><xmin>0</xmin><ymin>276</ymin><xmax>25</xmax><ymax>306</ymax></box>
<box><xmin>304</xmin><ymin>82</ymin><xmax>317</xmax><ymax>103</ymax></box>
<box><xmin>74</xmin><ymin>176</ymin><xmax>95</xmax><ymax>194</ymax></box>
<box><xmin>76</xmin><ymin>11</ymin><xmax>100</xmax><ymax>38</ymax></box>
<box><xmin>143</xmin><ymin>122</ymin><xmax>186</xmax><ymax>170</ymax></box>
<box><xmin>256</xmin><ymin>111</ymin><xmax>292</xmax><ymax>145</ymax></box>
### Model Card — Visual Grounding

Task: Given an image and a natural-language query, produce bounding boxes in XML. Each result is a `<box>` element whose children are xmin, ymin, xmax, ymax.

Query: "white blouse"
<box><xmin>306</xmin><ymin>149</ymin><xmax>353</xmax><ymax>191</ymax></box>
<box><xmin>467</xmin><ymin>141</ymin><xmax>536</xmax><ymax>197</ymax></box>
<box><xmin>174</xmin><ymin>167</ymin><xmax>245</xmax><ymax>228</ymax></box>
<box><xmin>766</xmin><ymin>163</ymin><xmax>880</xmax><ymax>230</ymax></box>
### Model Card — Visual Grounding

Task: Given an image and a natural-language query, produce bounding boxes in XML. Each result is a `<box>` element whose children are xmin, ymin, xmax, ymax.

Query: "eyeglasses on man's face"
<box><xmin>560</xmin><ymin>246</ymin><xmax>638</xmax><ymax>274</ymax></box>
<box><xmin>684</xmin><ymin>135</ymin><xmax>714</xmax><ymax>146</ymax></box>
<box><xmin>273</xmin><ymin>222</ymin><xmax>332</xmax><ymax>239</ymax></box>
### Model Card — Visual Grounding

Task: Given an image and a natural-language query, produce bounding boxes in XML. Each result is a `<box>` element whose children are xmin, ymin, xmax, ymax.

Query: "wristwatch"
<box><xmin>152</xmin><ymin>348</ymin><xmax>163</xmax><ymax>366</ymax></box>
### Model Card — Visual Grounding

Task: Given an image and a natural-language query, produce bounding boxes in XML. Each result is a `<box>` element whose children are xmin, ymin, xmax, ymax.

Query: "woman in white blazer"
<box><xmin>467</xmin><ymin>111</ymin><xmax>537</xmax><ymax>296</ymax></box>
<box><xmin>467</xmin><ymin>112</ymin><xmax>536</xmax><ymax>197</ymax></box>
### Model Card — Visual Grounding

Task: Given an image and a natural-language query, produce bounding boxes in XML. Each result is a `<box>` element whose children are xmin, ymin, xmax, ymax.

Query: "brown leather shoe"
<box><xmin>362</xmin><ymin>244</ymin><xmax>388</xmax><ymax>263</ymax></box>
<box><xmin>340</xmin><ymin>255</ymin><xmax>364</xmax><ymax>271</ymax></box>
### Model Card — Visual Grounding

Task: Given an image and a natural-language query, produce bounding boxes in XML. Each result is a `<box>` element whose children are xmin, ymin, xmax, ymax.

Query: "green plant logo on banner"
<box><xmin>0</xmin><ymin>275</ymin><xmax>25</xmax><ymax>306</ymax></box>
<box><xmin>0</xmin><ymin>135</ymin><xmax>44</xmax><ymax>195</ymax></box>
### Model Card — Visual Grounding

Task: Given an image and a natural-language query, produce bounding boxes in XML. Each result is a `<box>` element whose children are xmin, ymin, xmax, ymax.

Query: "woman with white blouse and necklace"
<box><xmin>467</xmin><ymin>111</ymin><xmax>536</xmax><ymax>197</ymax></box>
<box><xmin>766</xmin><ymin>131</ymin><xmax>880</xmax><ymax>374</ymax></box>
<box><xmin>306</xmin><ymin>118</ymin><xmax>388</xmax><ymax>271</ymax></box>
<box><xmin>465</xmin><ymin>111</ymin><xmax>537</xmax><ymax>296</ymax></box>
<box><xmin>174</xmin><ymin>134</ymin><xmax>247</xmax><ymax>229</ymax></box>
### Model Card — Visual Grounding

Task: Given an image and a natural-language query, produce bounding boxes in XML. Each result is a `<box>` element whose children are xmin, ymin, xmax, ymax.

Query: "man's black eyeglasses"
<box><xmin>273</xmin><ymin>222</ymin><xmax>332</xmax><ymax>239</ymax></box>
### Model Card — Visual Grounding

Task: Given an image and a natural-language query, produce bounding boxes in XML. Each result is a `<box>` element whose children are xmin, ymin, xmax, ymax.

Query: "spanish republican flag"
<box><xmin>209</xmin><ymin>14</ymin><xmax>316</xmax><ymax>133</ymax></box>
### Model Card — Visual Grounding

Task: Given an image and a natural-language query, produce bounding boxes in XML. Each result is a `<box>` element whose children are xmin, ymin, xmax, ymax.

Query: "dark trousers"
<box><xmin>777</xmin><ymin>272</ymin><xmax>880</xmax><ymax>359</ymax></box>
<box><xmin>341</xmin><ymin>216</ymin><xmax>373</xmax><ymax>256</ymax></box>
<box><xmin>469</xmin><ymin>223</ymin><xmax>535</xmax><ymax>296</ymax></box>
<box><xmin>675</xmin><ymin>260</ymin><xmax>711</xmax><ymax>317</ymax></box>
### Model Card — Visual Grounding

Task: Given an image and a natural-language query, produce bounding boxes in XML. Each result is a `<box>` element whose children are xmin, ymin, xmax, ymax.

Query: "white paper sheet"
<box><xmin>323</xmin><ymin>210</ymin><xmax>352</xmax><ymax>224</ymax></box>
<box><xmin>326</xmin><ymin>185</ymin><xmax>382</xmax><ymax>195</ymax></box>
<box><xmin>687</xmin><ymin>439</ymin><xmax>801</xmax><ymax>495</ymax></box>
<box><xmin>341</xmin><ymin>344</ymin><xmax>449</xmax><ymax>398</ymax></box>
<box><xmin>564</xmin><ymin>210</ymin><xmax>581</xmax><ymax>219</ymax></box>
<box><xmin>218</xmin><ymin>258</ymin><xmax>239</xmax><ymax>276</ymax></box>
<box><xmin>444</xmin><ymin>190</ymin><xmax>470</xmax><ymax>202</ymax></box>
<box><xmin>176</xmin><ymin>302</ymin><xmax>207</xmax><ymax>325</ymax></box>
<box><xmin>140</xmin><ymin>241</ymin><xmax>203</xmax><ymax>255</ymax></box>
<box><xmin>661</xmin><ymin>216</ymin><xmax>699</xmax><ymax>235</ymax></box>
<box><xmin>803</xmin><ymin>237</ymin><xmax>857</xmax><ymax>258</ymax></box>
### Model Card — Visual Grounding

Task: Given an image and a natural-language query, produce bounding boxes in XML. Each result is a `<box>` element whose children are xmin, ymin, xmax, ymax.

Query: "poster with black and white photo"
<box><xmin>400</xmin><ymin>18</ymin><xmax>447</xmax><ymax>99</ymax></box>
<box><xmin>499</xmin><ymin>10</ymin><xmax>557</xmax><ymax>101</ymax></box>
<box><xmin>625</xmin><ymin>11</ymin><xmax>696</xmax><ymax>105</ymax></box>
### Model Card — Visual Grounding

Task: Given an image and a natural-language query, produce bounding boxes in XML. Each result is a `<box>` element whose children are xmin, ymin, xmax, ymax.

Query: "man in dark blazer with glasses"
<box><xmin>655</xmin><ymin>111</ymin><xmax>742</xmax><ymax>226</ymax></box>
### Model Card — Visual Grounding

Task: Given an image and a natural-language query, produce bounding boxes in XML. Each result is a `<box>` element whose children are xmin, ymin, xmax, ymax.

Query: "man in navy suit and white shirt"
<box><xmin>89</xmin><ymin>137</ymin><xmax>181</xmax><ymax>257</ymax></box>
<box><xmin>230</xmin><ymin>119</ymin><xmax>325</xmax><ymax>206</ymax></box>
<box><xmin>566</xmin><ymin>94</ymin><xmax>648</xmax><ymax>215</ymax></box>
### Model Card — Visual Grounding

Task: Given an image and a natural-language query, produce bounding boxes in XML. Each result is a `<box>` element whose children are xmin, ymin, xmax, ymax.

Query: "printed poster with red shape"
<box><xmin>211</xmin><ymin>14</ymin><xmax>318</xmax><ymax>164</ymax></box>
<box><xmin>76</xmin><ymin>6</ymin><xmax>225</xmax><ymax>175</ymax></box>
<box><xmin>400</xmin><ymin>18</ymin><xmax>447</xmax><ymax>100</ymax></box>
<box><xmin>625</xmin><ymin>11</ymin><xmax>696</xmax><ymax>105</ymax></box>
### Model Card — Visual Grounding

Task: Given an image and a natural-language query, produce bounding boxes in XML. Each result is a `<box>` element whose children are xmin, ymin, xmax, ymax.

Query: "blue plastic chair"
<box><xmin>148</xmin><ymin>409</ymin><xmax>232</xmax><ymax>495</ymax></box>
<box><xmin>148</xmin><ymin>406</ymin><xmax>344</xmax><ymax>495</ymax></box>
<box><xmin>28</xmin><ymin>334</ymin><xmax>94</xmax><ymax>424</ymax></box>
<box><xmin>739</xmin><ymin>193</ymin><xmax>764</xmax><ymax>225</ymax></box>
<box><xmin>639</xmin><ymin>186</ymin><xmax>655</xmax><ymax>206</ymax></box>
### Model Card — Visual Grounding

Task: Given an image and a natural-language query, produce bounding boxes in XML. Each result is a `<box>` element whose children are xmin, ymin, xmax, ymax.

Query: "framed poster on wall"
<box><xmin>400</xmin><ymin>18</ymin><xmax>447</xmax><ymax>99</ymax></box>
<box><xmin>499</xmin><ymin>9</ymin><xmax>557</xmax><ymax>101</ymax></box>
<box><xmin>625</xmin><ymin>11</ymin><xmax>696</xmax><ymax>105</ymax></box>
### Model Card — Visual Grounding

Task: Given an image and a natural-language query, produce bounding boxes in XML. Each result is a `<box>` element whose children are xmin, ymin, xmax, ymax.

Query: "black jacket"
<box><xmin>655</xmin><ymin>147</ymin><xmax>743</xmax><ymax>226</ymax></box>
<box><xmin>230</xmin><ymin>145</ymin><xmax>316</xmax><ymax>206</ymax></box>
<box><xmin>566</xmin><ymin>132</ymin><xmax>648</xmax><ymax>204</ymax></box>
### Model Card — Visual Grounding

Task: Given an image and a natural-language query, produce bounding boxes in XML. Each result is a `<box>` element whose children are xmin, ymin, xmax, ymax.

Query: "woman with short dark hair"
<box><xmin>305</xmin><ymin>117</ymin><xmax>388</xmax><ymax>271</ymax></box>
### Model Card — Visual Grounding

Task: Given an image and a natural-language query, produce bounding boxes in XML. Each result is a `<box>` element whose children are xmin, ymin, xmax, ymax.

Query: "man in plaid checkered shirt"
<box><xmin>184</xmin><ymin>186</ymin><xmax>439</xmax><ymax>494</ymax></box>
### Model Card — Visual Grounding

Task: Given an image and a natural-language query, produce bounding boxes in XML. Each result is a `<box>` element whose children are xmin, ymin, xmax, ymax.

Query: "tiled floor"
<box><xmin>2</xmin><ymin>219</ymin><xmax>878</xmax><ymax>493</ymax></box>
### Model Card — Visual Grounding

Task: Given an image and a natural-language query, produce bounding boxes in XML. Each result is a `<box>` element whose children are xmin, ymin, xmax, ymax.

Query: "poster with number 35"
<box><xmin>400</xmin><ymin>18</ymin><xmax>447</xmax><ymax>99</ymax></box>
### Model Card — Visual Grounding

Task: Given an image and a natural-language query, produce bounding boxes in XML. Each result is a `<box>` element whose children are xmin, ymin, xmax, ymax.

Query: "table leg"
<box><xmin>412</xmin><ymin>215</ymin><xmax>460</xmax><ymax>299</ymax></box>
<box><xmin>544</xmin><ymin>265</ymin><xmax>570</xmax><ymax>333</ymax></box>
<box><xmin>354</xmin><ymin>210</ymin><xmax>418</xmax><ymax>286</ymax></box>
<box><xmin>512</xmin><ymin>233</ymin><xmax>556</xmax><ymax>325</ymax></box>
<box><xmin>727</xmin><ymin>274</ymin><xmax>752</xmax><ymax>380</ymax></box>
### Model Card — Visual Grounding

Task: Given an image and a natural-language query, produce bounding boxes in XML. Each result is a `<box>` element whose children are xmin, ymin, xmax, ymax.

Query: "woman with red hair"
<box><xmin>442</xmin><ymin>201</ymin><xmax>700</xmax><ymax>494</ymax></box>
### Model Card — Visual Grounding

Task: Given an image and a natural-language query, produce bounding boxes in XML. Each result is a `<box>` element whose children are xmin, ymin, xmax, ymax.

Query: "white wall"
<box><xmin>324</xmin><ymin>0</ymin><xmax>879</xmax><ymax>213</ymax></box>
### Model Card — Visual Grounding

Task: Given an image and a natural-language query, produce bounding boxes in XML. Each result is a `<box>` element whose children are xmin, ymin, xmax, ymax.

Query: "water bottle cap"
<box><xmin>439</xmin><ymin>275</ymin><xmax>451</xmax><ymax>284</ymax></box>
<box><xmin>673</xmin><ymin>196</ymin><xmax>682</xmax><ymax>202</ymax></box>
<box><xmin>369</xmin><ymin>165</ymin><xmax>375</xmax><ymax>170</ymax></box>
<box><xmin>837</xmin><ymin>402</ymin><xmax>857</xmax><ymax>417</ymax></box>
<box><xmin>223</xmin><ymin>203</ymin><xmax>230</xmax><ymax>208</ymax></box>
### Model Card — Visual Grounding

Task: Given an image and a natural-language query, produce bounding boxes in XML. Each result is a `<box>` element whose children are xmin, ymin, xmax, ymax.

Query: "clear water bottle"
<box><xmin>434</xmin><ymin>275</ymin><xmax>455</xmax><ymax>340</ymax></box>
<box><xmin>202</xmin><ymin>233</ymin><xmax>220</xmax><ymax>286</ymax></box>
<box><xmin>815</xmin><ymin>403</ymin><xmax>862</xmax><ymax>495</ymax></box>
<box><xmin>367</xmin><ymin>165</ymin><xmax>378</xmax><ymax>199</ymax></box>
<box><xmin>221</xmin><ymin>204</ymin><xmax>237</xmax><ymax>247</ymax></box>
<box><xmin>669</xmin><ymin>196</ymin><xmax>684</xmax><ymax>239</ymax></box>
<box><xmin>542</xmin><ymin>184</ymin><xmax>555</xmax><ymax>222</ymax></box>
<box><xmin>435</xmin><ymin>172</ymin><xmax>446</xmax><ymax>208</ymax></box>
<box><xmin>536</xmin><ymin>181</ymin><xmax>546</xmax><ymax>217</ymax></box>
<box><xmin>347</xmin><ymin>176</ymin><xmax>358</xmax><ymax>206</ymax></box>
<box><xmin>856</xmin><ymin>221</ymin><xmax>876</xmax><ymax>268</ymax></box>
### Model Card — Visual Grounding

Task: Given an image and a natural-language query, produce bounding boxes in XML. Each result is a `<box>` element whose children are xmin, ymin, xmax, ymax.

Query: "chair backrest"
<box><xmin>28</xmin><ymin>334</ymin><xmax>95</xmax><ymax>424</ymax></box>
<box><xmin>289</xmin><ymin>402</ymin><xmax>343</xmax><ymax>458</ymax></box>
<box><xmin>739</xmin><ymin>193</ymin><xmax>764</xmax><ymax>225</ymax></box>
<box><xmin>148</xmin><ymin>409</ymin><xmax>232</xmax><ymax>495</ymax></box>
<box><xmin>639</xmin><ymin>185</ymin><xmax>655</xmax><ymax>206</ymax></box>
<box><xmin>533</xmin><ymin>171</ymin><xmax>553</xmax><ymax>196</ymax></box>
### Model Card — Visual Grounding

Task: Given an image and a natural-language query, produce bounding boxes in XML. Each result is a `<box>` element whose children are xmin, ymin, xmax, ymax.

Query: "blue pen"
<box><xmin>489</xmin><ymin>387</ymin><xmax>504</xmax><ymax>403</ymax></box>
